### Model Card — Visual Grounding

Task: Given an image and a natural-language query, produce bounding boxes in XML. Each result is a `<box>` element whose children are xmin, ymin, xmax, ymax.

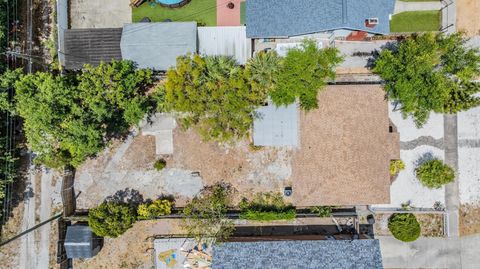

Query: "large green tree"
<box><xmin>12</xmin><ymin>60</ymin><xmax>152</xmax><ymax>168</ymax></box>
<box><xmin>270</xmin><ymin>40</ymin><xmax>343</xmax><ymax>110</ymax></box>
<box><xmin>161</xmin><ymin>54</ymin><xmax>267</xmax><ymax>142</ymax></box>
<box><xmin>88</xmin><ymin>201</ymin><xmax>137</xmax><ymax>238</ymax></box>
<box><xmin>373</xmin><ymin>33</ymin><xmax>480</xmax><ymax>126</ymax></box>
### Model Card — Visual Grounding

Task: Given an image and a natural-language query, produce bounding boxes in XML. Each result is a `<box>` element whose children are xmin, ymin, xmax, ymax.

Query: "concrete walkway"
<box><xmin>394</xmin><ymin>0</ymin><xmax>443</xmax><ymax>14</ymax></box>
<box><xmin>380</xmin><ymin>235</ymin><xmax>480</xmax><ymax>268</ymax></box>
<box><xmin>441</xmin><ymin>0</ymin><xmax>456</xmax><ymax>34</ymax></box>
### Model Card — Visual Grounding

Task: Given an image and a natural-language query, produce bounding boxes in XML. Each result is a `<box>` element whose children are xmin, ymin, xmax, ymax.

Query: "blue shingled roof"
<box><xmin>212</xmin><ymin>239</ymin><xmax>383</xmax><ymax>269</ymax></box>
<box><xmin>246</xmin><ymin>0</ymin><xmax>396</xmax><ymax>38</ymax></box>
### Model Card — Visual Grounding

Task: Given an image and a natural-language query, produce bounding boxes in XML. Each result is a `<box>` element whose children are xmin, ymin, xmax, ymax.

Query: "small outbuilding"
<box><xmin>253</xmin><ymin>102</ymin><xmax>298</xmax><ymax>147</ymax></box>
<box><xmin>120</xmin><ymin>22</ymin><xmax>197</xmax><ymax>71</ymax></box>
<box><xmin>64</xmin><ymin>225</ymin><xmax>102</xmax><ymax>259</ymax></box>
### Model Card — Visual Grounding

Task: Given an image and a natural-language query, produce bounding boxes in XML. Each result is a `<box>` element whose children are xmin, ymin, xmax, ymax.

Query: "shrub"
<box><xmin>239</xmin><ymin>192</ymin><xmax>296</xmax><ymax>221</ymax></box>
<box><xmin>390</xmin><ymin>159</ymin><xmax>406</xmax><ymax>176</ymax></box>
<box><xmin>137</xmin><ymin>199</ymin><xmax>172</xmax><ymax>219</ymax></box>
<box><xmin>311</xmin><ymin>206</ymin><xmax>333</xmax><ymax>217</ymax></box>
<box><xmin>416</xmin><ymin>159</ymin><xmax>455</xmax><ymax>188</ymax></box>
<box><xmin>88</xmin><ymin>201</ymin><xmax>137</xmax><ymax>238</ymax></box>
<box><xmin>154</xmin><ymin>159</ymin><xmax>167</xmax><ymax>171</ymax></box>
<box><xmin>388</xmin><ymin>213</ymin><xmax>421</xmax><ymax>242</ymax></box>
<box><xmin>183</xmin><ymin>184</ymin><xmax>234</xmax><ymax>244</ymax></box>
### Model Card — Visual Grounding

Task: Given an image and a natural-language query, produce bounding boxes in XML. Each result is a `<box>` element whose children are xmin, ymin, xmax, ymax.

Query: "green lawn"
<box><xmin>132</xmin><ymin>0</ymin><xmax>217</xmax><ymax>26</ymax></box>
<box><xmin>390</xmin><ymin>11</ymin><xmax>441</xmax><ymax>33</ymax></box>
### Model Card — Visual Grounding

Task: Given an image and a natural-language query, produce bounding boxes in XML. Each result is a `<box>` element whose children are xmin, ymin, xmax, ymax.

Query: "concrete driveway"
<box><xmin>379</xmin><ymin>235</ymin><xmax>480</xmax><ymax>269</ymax></box>
<box><xmin>70</xmin><ymin>0</ymin><xmax>131</xmax><ymax>28</ymax></box>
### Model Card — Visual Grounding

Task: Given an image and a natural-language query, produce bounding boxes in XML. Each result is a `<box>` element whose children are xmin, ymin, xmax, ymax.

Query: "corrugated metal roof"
<box><xmin>212</xmin><ymin>239</ymin><xmax>383</xmax><ymax>269</ymax></box>
<box><xmin>64</xmin><ymin>28</ymin><xmax>122</xmax><ymax>70</ymax></box>
<box><xmin>64</xmin><ymin>225</ymin><xmax>94</xmax><ymax>258</ymax></box>
<box><xmin>121</xmin><ymin>22</ymin><xmax>197</xmax><ymax>71</ymax></box>
<box><xmin>198</xmin><ymin>26</ymin><xmax>251</xmax><ymax>65</ymax></box>
<box><xmin>253</xmin><ymin>103</ymin><xmax>298</xmax><ymax>146</ymax></box>
<box><xmin>246</xmin><ymin>0</ymin><xmax>396</xmax><ymax>38</ymax></box>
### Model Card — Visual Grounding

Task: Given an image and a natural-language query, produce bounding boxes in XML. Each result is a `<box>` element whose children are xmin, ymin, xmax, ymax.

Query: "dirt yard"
<box><xmin>75</xmin><ymin>125</ymin><xmax>293</xmax><ymax>208</ymax></box>
<box><xmin>74</xmin><ymin>220</ymin><xmax>186</xmax><ymax>269</ymax></box>
<box><xmin>374</xmin><ymin>212</ymin><xmax>444</xmax><ymax>237</ymax></box>
<box><xmin>456</xmin><ymin>0</ymin><xmax>480</xmax><ymax>36</ymax></box>
<box><xmin>460</xmin><ymin>204</ymin><xmax>480</xmax><ymax>236</ymax></box>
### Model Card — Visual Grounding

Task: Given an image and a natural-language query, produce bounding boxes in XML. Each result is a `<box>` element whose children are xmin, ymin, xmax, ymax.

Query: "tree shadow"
<box><xmin>105</xmin><ymin>188</ymin><xmax>144</xmax><ymax>208</ymax></box>
<box><xmin>366</xmin><ymin>40</ymin><xmax>401</xmax><ymax>69</ymax></box>
<box><xmin>415</xmin><ymin>152</ymin><xmax>436</xmax><ymax>167</ymax></box>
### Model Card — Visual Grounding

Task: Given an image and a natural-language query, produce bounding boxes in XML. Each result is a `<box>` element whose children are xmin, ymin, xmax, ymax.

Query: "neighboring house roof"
<box><xmin>253</xmin><ymin>102</ymin><xmax>298</xmax><ymax>146</ymax></box>
<box><xmin>292</xmin><ymin>85</ymin><xmax>399</xmax><ymax>206</ymax></box>
<box><xmin>120</xmin><ymin>22</ymin><xmax>197</xmax><ymax>70</ymax></box>
<box><xmin>64</xmin><ymin>225</ymin><xmax>101</xmax><ymax>258</ymax></box>
<box><xmin>246</xmin><ymin>0</ymin><xmax>396</xmax><ymax>38</ymax></box>
<box><xmin>198</xmin><ymin>26</ymin><xmax>252</xmax><ymax>65</ymax></box>
<box><xmin>212</xmin><ymin>239</ymin><xmax>383</xmax><ymax>269</ymax></box>
<box><xmin>63</xmin><ymin>28</ymin><xmax>122</xmax><ymax>70</ymax></box>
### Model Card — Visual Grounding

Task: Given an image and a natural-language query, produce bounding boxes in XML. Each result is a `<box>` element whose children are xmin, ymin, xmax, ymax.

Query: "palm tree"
<box><xmin>245</xmin><ymin>50</ymin><xmax>281</xmax><ymax>93</ymax></box>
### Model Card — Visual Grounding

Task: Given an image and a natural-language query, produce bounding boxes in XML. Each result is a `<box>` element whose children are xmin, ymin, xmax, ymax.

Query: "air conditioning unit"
<box><xmin>367</xmin><ymin>18</ymin><xmax>379</xmax><ymax>25</ymax></box>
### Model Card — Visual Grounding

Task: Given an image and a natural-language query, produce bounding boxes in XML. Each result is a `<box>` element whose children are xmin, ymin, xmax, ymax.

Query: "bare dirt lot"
<box><xmin>456</xmin><ymin>0</ymin><xmax>480</xmax><ymax>36</ymax></box>
<box><xmin>460</xmin><ymin>204</ymin><xmax>480</xmax><ymax>236</ymax></box>
<box><xmin>75</xmin><ymin>126</ymin><xmax>293</xmax><ymax>208</ymax></box>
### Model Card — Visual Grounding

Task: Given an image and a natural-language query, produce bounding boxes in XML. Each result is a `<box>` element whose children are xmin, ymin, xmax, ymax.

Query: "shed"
<box><xmin>197</xmin><ymin>26</ymin><xmax>252</xmax><ymax>65</ymax></box>
<box><xmin>120</xmin><ymin>22</ymin><xmax>197</xmax><ymax>70</ymax></box>
<box><xmin>64</xmin><ymin>225</ymin><xmax>102</xmax><ymax>259</ymax></box>
<box><xmin>253</xmin><ymin>102</ymin><xmax>298</xmax><ymax>147</ymax></box>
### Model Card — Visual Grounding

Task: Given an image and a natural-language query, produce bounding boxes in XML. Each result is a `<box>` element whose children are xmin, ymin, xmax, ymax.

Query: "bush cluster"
<box><xmin>390</xmin><ymin>159</ymin><xmax>405</xmax><ymax>176</ymax></box>
<box><xmin>416</xmin><ymin>159</ymin><xmax>455</xmax><ymax>188</ymax></box>
<box><xmin>311</xmin><ymin>206</ymin><xmax>333</xmax><ymax>217</ymax></box>
<box><xmin>388</xmin><ymin>213</ymin><xmax>421</xmax><ymax>242</ymax></box>
<box><xmin>239</xmin><ymin>192</ymin><xmax>296</xmax><ymax>221</ymax></box>
<box><xmin>137</xmin><ymin>199</ymin><xmax>172</xmax><ymax>219</ymax></box>
<box><xmin>89</xmin><ymin>198</ymin><xmax>173</xmax><ymax>237</ymax></box>
<box><xmin>154</xmin><ymin>159</ymin><xmax>167</xmax><ymax>171</ymax></box>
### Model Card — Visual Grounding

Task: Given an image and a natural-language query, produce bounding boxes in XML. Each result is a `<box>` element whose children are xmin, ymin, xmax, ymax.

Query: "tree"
<box><xmin>245</xmin><ymin>50</ymin><xmax>281</xmax><ymax>95</ymax></box>
<box><xmin>416</xmin><ymin>159</ymin><xmax>455</xmax><ymax>188</ymax></box>
<box><xmin>271</xmin><ymin>39</ymin><xmax>343</xmax><ymax>110</ymax></box>
<box><xmin>88</xmin><ymin>201</ymin><xmax>137</xmax><ymax>238</ymax></box>
<box><xmin>12</xmin><ymin>60</ymin><xmax>153</xmax><ymax>168</ymax></box>
<box><xmin>182</xmin><ymin>184</ymin><xmax>234</xmax><ymax>244</ymax></box>
<box><xmin>388</xmin><ymin>213</ymin><xmax>421</xmax><ymax>242</ymax></box>
<box><xmin>162</xmin><ymin>55</ymin><xmax>267</xmax><ymax>142</ymax></box>
<box><xmin>373</xmin><ymin>33</ymin><xmax>480</xmax><ymax>127</ymax></box>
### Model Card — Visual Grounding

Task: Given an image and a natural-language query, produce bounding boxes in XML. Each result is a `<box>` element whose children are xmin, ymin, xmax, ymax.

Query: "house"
<box><xmin>153</xmin><ymin>238</ymin><xmax>383</xmax><ymax>269</ymax></box>
<box><xmin>64</xmin><ymin>225</ymin><xmax>102</xmax><ymax>259</ymax></box>
<box><xmin>252</xmin><ymin>85</ymin><xmax>400</xmax><ymax>206</ymax></box>
<box><xmin>246</xmin><ymin>0</ymin><xmax>396</xmax><ymax>39</ymax></box>
<box><xmin>291</xmin><ymin>85</ymin><xmax>399</xmax><ymax>206</ymax></box>
<box><xmin>213</xmin><ymin>239</ymin><xmax>383</xmax><ymax>269</ymax></box>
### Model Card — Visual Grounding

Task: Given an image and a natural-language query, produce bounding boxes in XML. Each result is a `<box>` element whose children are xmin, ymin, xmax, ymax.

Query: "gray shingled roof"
<box><xmin>253</xmin><ymin>103</ymin><xmax>298</xmax><ymax>146</ymax></box>
<box><xmin>212</xmin><ymin>240</ymin><xmax>383</xmax><ymax>269</ymax></box>
<box><xmin>64</xmin><ymin>28</ymin><xmax>122</xmax><ymax>70</ymax></box>
<box><xmin>246</xmin><ymin>0</ymin><xmax>396</xmax><ymax>38</ymax></box>
<box><xmin>120</xmin><ymin>22</ymin><xmax>197</xmax><ymax>71</ymax></box>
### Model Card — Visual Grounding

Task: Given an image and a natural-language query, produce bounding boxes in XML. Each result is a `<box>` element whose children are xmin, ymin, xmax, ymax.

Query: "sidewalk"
<box><xmin>394</xmin><ymin>0</ymin><xmax>443</xmax><ymax>14</ymax></box>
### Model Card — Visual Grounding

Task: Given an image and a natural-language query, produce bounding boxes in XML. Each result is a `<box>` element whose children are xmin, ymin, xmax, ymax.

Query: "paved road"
<box><xmin>380</xmin><ymin>235</ymin><xmax>480</xmax><ymax>268</ymax></box>
<box><xmin>394</xmin><ymin>1</ymin><xmax>443</xmax><ymax>14</ymax></box>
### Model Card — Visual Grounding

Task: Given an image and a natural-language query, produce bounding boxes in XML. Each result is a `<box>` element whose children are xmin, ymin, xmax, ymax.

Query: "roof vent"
<box><xmin>366</xmin><ymin>18</ymin><xmax>379</xmax><ymax>28</ymax></box>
